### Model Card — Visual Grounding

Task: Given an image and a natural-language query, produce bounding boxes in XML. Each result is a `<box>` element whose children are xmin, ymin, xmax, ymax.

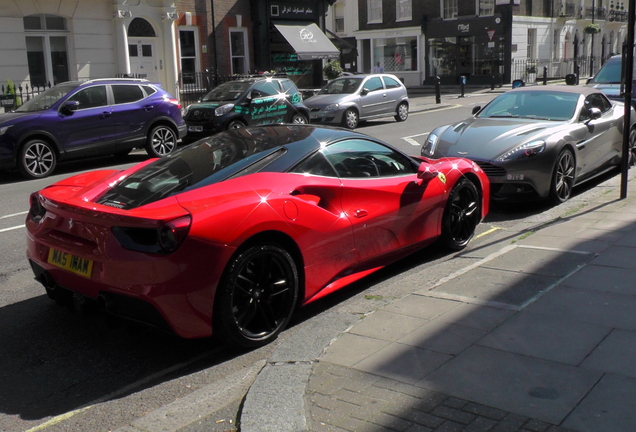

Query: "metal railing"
<box><xmin>1</xmin><ymin>82</ymin><xmax>52</xmax><ymax>111</ymax></box>
<box><xmin>511</xmin><ymin>55</ymin><xmax>612</xmax><ymax>83</ymax></box>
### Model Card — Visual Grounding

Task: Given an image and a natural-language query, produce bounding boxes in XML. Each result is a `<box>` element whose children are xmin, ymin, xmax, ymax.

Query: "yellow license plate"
<box><xmin>47</xmin><ymin>248</ymin><xmax>94</xmax><ymax>278</ymax></box>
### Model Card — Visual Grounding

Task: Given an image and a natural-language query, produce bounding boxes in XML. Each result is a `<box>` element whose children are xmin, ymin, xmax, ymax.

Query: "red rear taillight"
<box><xmin>28</xmin><ymin>192</ymin><xmax>46</xmax><ymax>223</ymax></box>
<box><xmin>167</xmin><ymin>98</ymin><xmax>182</xmax><ymax>109</ymax></box>
<box><xmin>158</xmin><ymin>216</ymin><xmax>191</xmax><ymax>253</ymax></box>
<box><xmin>112</xmin><ymin>215</ymin><xmax>192</xmax><ymax>254</ymax></box>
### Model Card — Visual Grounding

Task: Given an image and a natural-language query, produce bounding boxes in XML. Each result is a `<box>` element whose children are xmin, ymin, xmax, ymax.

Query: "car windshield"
<box><xmin>318</xmin><ymin>78</ymin><xmax>363</xmax><ymax>95</ymax></box>
<box><xmin>478</xmin><ymin>91</ymin><xmax>579</xmax><ymax>121</ymax></box>
<box><xmin>201</xmin><ymin>82</ymin><xmax>252</xmax><ymax>102</ymax></box>
<box><xmin>15</xmin><ymin>83</ymin><xmax>80</xmax><ymax>112</ymax></box>
<box><xmin>589</xmin><ymin>58</ymin><xmax>622</xmax><ymax>84</ymax></box>
<box><xmin>95</xmin><ymin>131</ymin><xmax>285</xmax><ymax>209</ymax></box>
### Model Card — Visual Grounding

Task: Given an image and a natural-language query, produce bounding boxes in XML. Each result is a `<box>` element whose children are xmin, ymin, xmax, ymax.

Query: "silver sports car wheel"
<box><xmin>146</xmin><ymin>125</ymin><xmax>177</xmax><ymax>157</ymax></box>
<box><xmin>551</xmin><ymin>148</ymin><xmax>575</xmax><ymax>203</ymax></box>
<box><xmin>19</xmin><ymin>139</ymin><xmax>57</xmax><ymax>179</ymax></box>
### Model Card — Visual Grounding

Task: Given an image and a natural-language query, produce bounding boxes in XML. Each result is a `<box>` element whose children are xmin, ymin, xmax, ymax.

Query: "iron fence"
<box><xmin>177</xmin><ymin>71</ymin><xmax>255</xmax><ymax>108</ymax></box>
<box><xmin>511</xmin><ymin>55</ymin><xmax>612</xmax><ymax>83</ymax></box>
<box><xmin>1</xmin><ymin>82</ymin><xmax>52</xmax><ymax>111</ymax></box>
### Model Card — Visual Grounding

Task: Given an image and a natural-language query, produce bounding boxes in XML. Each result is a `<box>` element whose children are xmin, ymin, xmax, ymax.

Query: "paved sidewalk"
<box><xmin>242</xmin><ymin>170</ymin><xmax>636</xmax><ymax>432</ymax></box>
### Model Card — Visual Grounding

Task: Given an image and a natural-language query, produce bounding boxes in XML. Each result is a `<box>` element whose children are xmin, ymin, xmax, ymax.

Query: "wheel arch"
<box><xmin>146</xmin><ymin>118</ymin><xmax>178</xmax><ymax>138</ymax></box>
<box><xmin>457</xmin><ymin>171</ymin><xmax>487</xmax><ymax>218</ymax></box>
<box><xmin>227</xmin><ymin>230</ymin><xmax>306</xmax><ymax>302</ymax></box>
<box><xmin>17</xmin><ymin>133</ymin><xmax>61</xmax><ymax>160</ymax></box>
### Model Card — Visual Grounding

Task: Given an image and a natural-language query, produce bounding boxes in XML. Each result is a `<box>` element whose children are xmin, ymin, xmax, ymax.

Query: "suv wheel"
<box><xmin>146</xmin><ymin>125</ymin><xmax>177</xmax><ymax>157</ymax></box>
<box><xmin>19</xmin><ymin>139</ymin><xmax>57</xmax><ymax>179</ymax></box>
<box><xmin>291</xmin><ymin>114</ymin><xmax>308</xmax><ymax>124</ymax></box>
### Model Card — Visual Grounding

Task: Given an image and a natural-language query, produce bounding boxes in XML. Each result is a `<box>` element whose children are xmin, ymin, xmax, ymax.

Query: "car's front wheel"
<box><xmin>146</xmin><ymin>125</ymin><xmax>177</xmax><ymax>158</ymax></box>
<box><xmin>550</xmin><ymin>148</ymin><xmax>575</xmax><ymax>204</ymax></box>
<box><xmin>214</xmin><ymin>243</ymin><xmax>299</xmax><ymax>348</ymax></box>
<box><xmin>395</xmin><ymin>102</ymin><xmax>409</xmax><ymax>122</ymax></box>
<box><xmin>628</xmin><ymin>127</ymin><xmax>636</xmax><ymax>167</ymax></box>
<box><xmin>439</xmin><ymin>177</ymin><xmax>481</xmax><ymax>250</ymax></box>
<box><xmin>19</xmin><ymin>139</ymin><xmax>57</xmax><ymax>179</ymax></box>
<box><xmin>342</xmin><ymin>108</ymin><xmax>359</xmax><ymax>129</ymax></box>
<box><xmin>291</xmin><ymin>113</ymin><xmax>308</xmax><ymax>124</ymax></box>
<box><xmin>227</xmin><ymin>120</ymin><xmax>246</xmax><ymax>130</ymax></box>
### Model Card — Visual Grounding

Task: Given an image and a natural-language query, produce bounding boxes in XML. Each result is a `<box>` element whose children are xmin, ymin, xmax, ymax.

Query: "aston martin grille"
<box><xmin>474</xmin><ymin>162</ymin><xmax>506</xmax><ymax>177</ymax></box>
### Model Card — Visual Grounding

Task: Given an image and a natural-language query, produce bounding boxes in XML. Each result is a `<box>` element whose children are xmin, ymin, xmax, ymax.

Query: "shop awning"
<box><xmin>273</xmin><ymin>22</ymin><xmax>340</xmax><ymax>60</ymax></box>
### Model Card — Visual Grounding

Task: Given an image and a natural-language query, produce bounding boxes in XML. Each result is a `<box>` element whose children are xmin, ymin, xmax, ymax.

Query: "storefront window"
<box><xmin>373</xmin><ymin>37</ymin><xmax>417</xmax><ymax>72</ymax></box>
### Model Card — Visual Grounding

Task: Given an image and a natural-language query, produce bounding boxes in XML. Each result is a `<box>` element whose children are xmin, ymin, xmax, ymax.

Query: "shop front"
<box><xmin>425</xmin><ymin>15</ymin><xmax>504</xmax><ymax>85</ymax></box>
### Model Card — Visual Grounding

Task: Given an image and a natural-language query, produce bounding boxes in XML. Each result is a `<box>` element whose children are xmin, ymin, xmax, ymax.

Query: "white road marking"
<box><xmin>403</xmin><ymin>132</ymin><xmax>429</xmax><ymax>147</ymax></box>
<box><xmin>0</xmin><ymin>225</ymin><xmax>24</xmax><ymax>233</ymax></box>
<box><xmin>1</xmin><ymin>210</ymin><xmax>28</xmax><ymax>219</ymax></box>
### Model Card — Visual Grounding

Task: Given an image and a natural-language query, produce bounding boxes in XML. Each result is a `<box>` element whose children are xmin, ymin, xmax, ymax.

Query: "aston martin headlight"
<box><xmin>324</xmin><ymin>103</ymin><xmax>340</xmax><ymax>111</ymax></box>
<box><xmin>495</xmin><ymin>140</ymin><xmax>546</xmax><ymax>162</ymax></box>
<box><xmin>215</xmin><ymin>104</ymin><xmax>235</xmax><ymax>116</ymax></box>
<box><xmin>421</xmin><ymin>133</ymin><xmax>439</xmax><ymax>157</ymax></box>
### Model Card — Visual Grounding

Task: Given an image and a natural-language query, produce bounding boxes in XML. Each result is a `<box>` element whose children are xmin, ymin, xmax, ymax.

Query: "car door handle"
<box><xmin>101</xmin><ymin>111</ymin><xmax>112</xmax><ymax>118</ymax></box>
<box><xmin>353</xmin><ymin>209</ymin><xmax>368</xmax><ymax>218</ymax></box>
<box><xmin>144</xmin><ymin>105</ymin><xmax>154</xmax><ymax>111</ymax></box>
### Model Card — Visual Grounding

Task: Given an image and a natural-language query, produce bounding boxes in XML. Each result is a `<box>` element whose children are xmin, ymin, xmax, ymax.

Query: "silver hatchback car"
<box><xmin>304</xmin><ymin>74</ymin><xmax>409</xmax><ymax>129</ymax></box>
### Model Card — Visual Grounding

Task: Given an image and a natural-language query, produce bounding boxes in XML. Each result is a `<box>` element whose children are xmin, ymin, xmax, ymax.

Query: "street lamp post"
<box><xmin>590</xmin><ymin>0</ymin><xmax>595</xmax><ymax>76</ymax></box>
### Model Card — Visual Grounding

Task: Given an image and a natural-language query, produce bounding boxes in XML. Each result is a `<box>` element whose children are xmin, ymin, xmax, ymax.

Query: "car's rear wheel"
<box><xmin>146</xmin><ymin>125</ymin><xmax>177</xmax><ymax>158</ymax></box>
<box><xmin>342</xmin><ymin>108</ymin><xmax>359</xmax><ymax>129</ymax></box>
<box><xmin>214</xmin><ymin>243</ymin><xmax>299</xmax><ymax>348</ymax></box>
<box><xmin>395</xmin><ymin>102</ymin><xmax>409</xmax><ymax>122</ymax></box>
<box><xmin>227</xmin><ymin>120</ymin><xmax>245</xmax><ymax>130</ymax></box>
<box><xmin>550</xmin><ymin>148</ymin><xmax>575</xmax><ymax>204</ymax></box>
<box><xmin>19</xmin><ymin>139</ymin><xmax>57</xmax><ymax>179</ymax></box>
<box><xmin>291</xmin><ymin>113</ymin><xmax>308</xmax><ymax>124</ymax></box>
<box><xmin>439</xmin><ymin>177</ymin><xmax>481</xmax><ymax>250</ymax></box>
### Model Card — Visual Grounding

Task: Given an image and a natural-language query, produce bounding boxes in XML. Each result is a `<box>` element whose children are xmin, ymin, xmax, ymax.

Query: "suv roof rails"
<box><xmin>86</xmin><ymin>78</ymin><xmax>150</xmax><ymax>83</ymax></box>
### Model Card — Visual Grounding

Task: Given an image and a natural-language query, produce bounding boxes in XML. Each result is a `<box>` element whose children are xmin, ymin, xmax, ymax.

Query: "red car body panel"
<box><xmin>26</xmin><ymin>129</ymin><xmax>489</xmax><ymax>340</ymax></box>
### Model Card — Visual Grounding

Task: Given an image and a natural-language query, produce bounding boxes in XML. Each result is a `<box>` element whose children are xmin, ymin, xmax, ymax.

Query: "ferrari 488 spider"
<box><xmin>27</xmin><ymin>125</ymin><xmax>489</xmax><ymax>347</ymax></box>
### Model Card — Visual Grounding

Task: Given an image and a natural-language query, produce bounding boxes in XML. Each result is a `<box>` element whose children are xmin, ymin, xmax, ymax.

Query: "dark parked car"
<box><xmin>422</xmin><ymin>85</ymin><xmax>636</xmax><ymax>203</ymax></box>
<box><xmin>587</xmin><ymin>54</ymin><xmax>636</xmax><ymax>107</ymax></box>
<box><xmin>0</xmin><ymin>78</ymin><xmax>186</xmax><ymax>179</ymax></box>
<box><xmin>183</xmin><ymin>75</ymin><xmax>309</xmax><ymax>140</ymax></box>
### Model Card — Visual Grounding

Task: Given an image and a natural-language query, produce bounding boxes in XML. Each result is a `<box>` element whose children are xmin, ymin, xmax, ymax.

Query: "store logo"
<box><xmin>458</xmin><ymin>24</ymin><xmax>470</xmax><ymax>32</ymax></box>
<box><xmin>299</xmin><ymin>28</ymin><xmax>316</xmax><ymax>42</ymax></box>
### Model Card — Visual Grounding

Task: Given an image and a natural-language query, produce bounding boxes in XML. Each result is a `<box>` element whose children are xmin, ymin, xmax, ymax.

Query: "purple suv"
<box><xmin>0</xmin><ymin>78</ymin><xmax>186</xmax><ymax>179</ymax></box>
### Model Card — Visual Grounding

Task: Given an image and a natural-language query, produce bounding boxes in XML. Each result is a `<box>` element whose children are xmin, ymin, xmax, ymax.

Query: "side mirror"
<box><xmin>360</xmin><ymin>88</ymin><xmax>369</xmax><ymax>96</ymax></box>
<box><xmin>472</xmin><ymin>106</ymin><xmax>481</xmax><ymax>115</ymax></box>
<box><xmin>417</xmin><ymin>162</ymin><xmax>439</xmax><ymax>183</ymax></box>
<box><xmin>62</xmin><ymin>100</ymin><xmax>80</xmax><ymax>113</ymax></box>
<box><xmin>249</xmin><ymin>90</ymin><xmax>263</xmax><ymax>99</ymax></box>
<box><xmin>588</xmin><ymin>107</ymin><xmax>602</xmax><ymax>120</ymax></box>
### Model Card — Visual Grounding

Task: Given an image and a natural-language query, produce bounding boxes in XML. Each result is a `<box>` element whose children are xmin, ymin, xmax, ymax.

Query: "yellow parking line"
<box><xmin>24</xmin><ymin>407</ymin><xmax>92</xmax><ymax>432</ymax></box>
<box><xmin>475</xmin><ymin>226</ymin><xmax>501</xmax><ymax>239</ymax></box>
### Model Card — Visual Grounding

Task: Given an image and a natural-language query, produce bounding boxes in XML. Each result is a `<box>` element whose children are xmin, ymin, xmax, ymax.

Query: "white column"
<box><xmin>114</xmin><ymin>17</ymin><xmax>131</xmax><ymax>75</ymax></box>
<box><xmin>162</xmin><ymin>17</ymin><xmax>179</xmax><ymax>96</ymax></box>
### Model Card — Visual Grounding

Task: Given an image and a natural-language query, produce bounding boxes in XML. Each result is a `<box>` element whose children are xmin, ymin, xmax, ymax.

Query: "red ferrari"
<box><xmin>26</xmin><ymin>125</ymin><xmax>489</xmax><ymax>347</ymax></box>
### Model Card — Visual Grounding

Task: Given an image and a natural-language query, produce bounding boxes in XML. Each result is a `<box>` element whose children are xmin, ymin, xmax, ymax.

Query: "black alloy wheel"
<box><xmin>146</xmin><ymin>125</ymin><xmax>177</xmax><ymax>157</ymax></box>
<box><xmin>19</xmin><ymin>139</ymin><xmax>57</xmax><ymax>179</ymax></box>
<box><xmin>550</xmin><ymin>148</ymin><xmax>575</xmax><ymax>204</ymax></box>
<box><xmin>215</xmin><ymin>244</ymin><xmax>299</xmax><ymax>348</ymax></box>
<box><xmin>439</xmin><ymin>177</ymin><xmax>481</xmax><ymax>250</ymax></box>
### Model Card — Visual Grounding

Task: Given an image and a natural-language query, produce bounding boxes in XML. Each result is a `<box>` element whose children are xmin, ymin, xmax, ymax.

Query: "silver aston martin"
<box><xmin>421</xmin><ymin>85</ymin><xmax>636</xmax><ymax>203</ymax></box>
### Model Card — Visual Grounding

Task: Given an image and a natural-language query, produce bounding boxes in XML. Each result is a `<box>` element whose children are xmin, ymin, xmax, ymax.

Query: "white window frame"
<box><xmin>441</xmin><ymin>0</ymin><xmax>458</xmax><ymax>19</ymax></box>
<box><xmin>178</xmin><ymin>27</ymin><xmax>200</xmax><ymax>77</ymax></box>
<box><xmin>24</xmin><ymin>14</ymin><xmax>71</xmax><ymax>85</ymax></box>
<box><xmin>229</xmin><ymin>27</ymin><xmax>249</xmax><ymax>75</ymax></box>
<box><xmin>396</xmin><ymin>0</ymin><xmax>412</xmax><ymax>21</ymax></box>
<box><xmin>368</xmin><ymin>0</ymin><xmax>383</xmax><ymax>24</ymax></box>
<box><xmin>527</xmin><ymin>28</ymin><xmax>537</xmax><ymax>60</ymax></box>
